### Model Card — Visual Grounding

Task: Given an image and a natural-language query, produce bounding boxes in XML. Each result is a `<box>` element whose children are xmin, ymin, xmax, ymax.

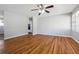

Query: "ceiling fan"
<box><xmin>31</xmin><ymin>4</ymin><xmax>54</xmax><ymax>15</ymax></box>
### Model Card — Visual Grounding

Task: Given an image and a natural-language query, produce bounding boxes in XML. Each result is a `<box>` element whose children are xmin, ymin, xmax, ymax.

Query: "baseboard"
<box><xmin>37</xmin><ymin>33</ymin><xmax>72</xmax><ymax>37</ymax></box>
<box><xmin>70</xmin><ymin>36</ymin><xmax>79</xmax><ymax>44</ymax></box>
<box><xmin>4</xmin><ymin>33</ymin><xmax>28</xmax><ymax>40</ymax></box>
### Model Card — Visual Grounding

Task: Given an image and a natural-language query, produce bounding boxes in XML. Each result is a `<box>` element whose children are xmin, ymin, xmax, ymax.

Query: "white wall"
<box><xmin>33</xmin><ymin>16</ymin><xmax>37</xmax><ymax>35</ymax></box>
<box><xmin>37</xmin><ymin>14</ymin><xmax>71</xmax><ymax>36</ymax></box>
<box><xmin>4</xmin><ymin>11</ymin><xmax>28</xmax><ymax>39</ymax></box>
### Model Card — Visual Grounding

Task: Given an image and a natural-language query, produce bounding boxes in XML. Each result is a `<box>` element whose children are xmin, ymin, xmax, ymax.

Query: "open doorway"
<box><xmin>0</xmin><ymin>10</ymin><xmax>4</xmax><ymax>40</ymax></box>
<box><xmin>0</xmin><ymin>19</ymin><xmax>4</xmax><ymax>40</ymax></box>
<box><xmin>28</xmin><ymin>17</ymin><xmax>33</xmax><ymax>35</ymax></box>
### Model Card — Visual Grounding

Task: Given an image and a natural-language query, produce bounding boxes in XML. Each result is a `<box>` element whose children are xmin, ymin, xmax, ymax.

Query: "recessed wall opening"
<box><xmin>28</xmin><ymin>17</ymin><xmax>33</xmax><ymax>34</ymax></box>
<box><xmin>0</xmin><ymin>10</ymin><xmax>4</xmax><ymax>40</ymax></box>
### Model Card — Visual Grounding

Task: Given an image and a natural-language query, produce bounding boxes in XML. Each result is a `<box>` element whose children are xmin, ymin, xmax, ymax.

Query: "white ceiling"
<box><xmin>0</xmin><ymin>4</ymin><xmax>78</xmax><ymax>17</ymax></box>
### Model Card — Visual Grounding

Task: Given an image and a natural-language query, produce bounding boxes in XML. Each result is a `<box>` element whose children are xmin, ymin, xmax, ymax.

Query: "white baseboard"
<box><xmin>70</xmin><ymin>36</ymin><xmax>79</xmax><ymax>44</ymax></box>
<box><xmin>37</xmin><ymin>33</ymin><xmax>72</xmax><ymax>37</ymax></box>
<box><xmin>4</xmin><ymin>33</ymin><xmax>28</xmax><ymax>40</ymax></box>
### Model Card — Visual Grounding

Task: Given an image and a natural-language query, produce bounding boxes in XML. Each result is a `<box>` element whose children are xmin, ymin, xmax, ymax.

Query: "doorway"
<box><xmin>28</xmin><ymin>17</ymin><xmax>33</xmax><ymax>35</ymax></box>
<box><xmin>0</xmin><ymin>10</ymin><xmax>4</xmax><ymax>53</ymax></box>
<box><xmin>0</xmin><ymin>10</ymin><xmax>4</xmax><ymax>40</ymax></box>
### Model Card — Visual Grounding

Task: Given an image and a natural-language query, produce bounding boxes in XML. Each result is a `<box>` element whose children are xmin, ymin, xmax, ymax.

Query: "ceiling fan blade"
<box><xmin>40</xmin><ymin>4</ymin><xmax>43</xmax><ymax>7</ymax></box>
<box><xmin>45</xmin><ymin>10</ymin><xmax>50</xmax><ymax>13</ymax></box>
<box><xmin>46</xmin><ymin>5</ymin><xmax>54</xmax><ymax>9</ymax></box>
<box><xmin>31</xmin><ymin>9</ymin><xmax>38</xmax><ymax>11</ymax></box>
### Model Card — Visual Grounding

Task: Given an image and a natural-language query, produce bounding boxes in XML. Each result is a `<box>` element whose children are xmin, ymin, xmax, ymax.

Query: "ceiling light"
<box><xmin>41</xmin><ymin>10</ymin><xmax>45</xmax><ymax>14</ymax></box>
<box><xmin>39</xmin><ymin>10</ymin><xmax>45</xmax><ymax>14</ymax></box>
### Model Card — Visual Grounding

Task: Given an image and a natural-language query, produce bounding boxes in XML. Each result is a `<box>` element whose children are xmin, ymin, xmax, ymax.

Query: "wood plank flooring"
<box><xmin>5</xmin><ymin>34</ymin><xmax>79</xmax><ymax>54</ymax></box>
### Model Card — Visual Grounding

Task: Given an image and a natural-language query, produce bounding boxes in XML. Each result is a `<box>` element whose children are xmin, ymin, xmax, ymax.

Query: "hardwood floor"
<box><xmin>5</xmin><ymin>34</ymin><xmax>79</xmax><ymax>54</ymax></box>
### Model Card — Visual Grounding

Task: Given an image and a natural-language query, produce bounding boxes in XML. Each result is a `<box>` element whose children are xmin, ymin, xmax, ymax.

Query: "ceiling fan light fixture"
<box><xmin>42</xmin><ymin>10</ymin><xmax>45</xmax><ymax>14</ymax></box>
<box><xmin>39</xmin><ymin>10</ymin><xmax>45</xmax><ymax>14</ymax></box>
<box><xmin>31</xmin><ymin>4</ymin><xmax>54</xmax><ymax>15</ymax></box>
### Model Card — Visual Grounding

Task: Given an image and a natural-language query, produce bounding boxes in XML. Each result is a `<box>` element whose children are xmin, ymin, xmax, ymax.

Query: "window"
<box><xmin>76</xmin><ymin>11</ymin><xmax>79</xmax><ymax>32</ymax></box>
<box><xmin>72</xmin><ymin>14</ymin><xmax>76</xmax><ymax>31</ymax></box>
<box><xmin>72</xmin><ymin>10</ymin><xmax>79</xmax><ymax>33</ymax></box>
